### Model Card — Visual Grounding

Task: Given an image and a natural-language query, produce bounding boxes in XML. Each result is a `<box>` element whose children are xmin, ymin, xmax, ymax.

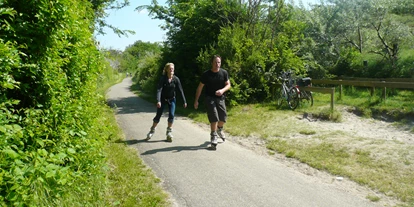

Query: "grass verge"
<box><xmin>103</xmin><ymin>76</ymin><xmax>170</xmax><ymax>206</ymax></box>
<box><xmin>105</xmin><ymin>140</ymin><xmax>170</xmax><ymax>206</ymax></box>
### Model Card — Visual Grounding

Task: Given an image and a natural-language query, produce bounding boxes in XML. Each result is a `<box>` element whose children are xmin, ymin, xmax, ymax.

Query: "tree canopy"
<box><xmin>128</xmin><ymin>0</ymin><xmax>413</xmax><ymax>104</ymax></box>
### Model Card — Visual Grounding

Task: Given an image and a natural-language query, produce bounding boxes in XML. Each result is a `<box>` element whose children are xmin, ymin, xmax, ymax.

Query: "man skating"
<box><xmin>194</xmin><ymin>55</ymin><xmax>231</xmax><ymax>149</ymax></box>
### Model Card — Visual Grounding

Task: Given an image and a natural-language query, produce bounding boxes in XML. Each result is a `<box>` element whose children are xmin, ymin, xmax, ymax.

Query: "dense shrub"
<box><xmin>0</xmin><ymin>0</ymin><xmax>112</xmax><ymax>205</ymax></box>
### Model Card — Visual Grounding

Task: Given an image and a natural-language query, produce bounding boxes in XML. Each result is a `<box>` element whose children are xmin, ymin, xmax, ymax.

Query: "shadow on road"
<box><xmin>115</xmin><ymin>139</ymin><xmax>214</xmax><ymax>153</ymax></box>
<box><xmin>116</xmin><ymin>139</ymin><xmax>165</xmax><ymax>145</ymax></box>
<box><xmin>139</xmin><ymin>141</ymin><xmax>212</xmax><ymax>154</ymax></box>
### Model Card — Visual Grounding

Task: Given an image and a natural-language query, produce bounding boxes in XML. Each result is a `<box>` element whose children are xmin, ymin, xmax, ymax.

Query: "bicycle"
<box><xmin>295</xmin><ymin>77</ymin><xmax>313</xmax><ymax>107</ymax></box>
<box><xmin>276</xmin><ymin>71</ymin><xmax>299</xmax><ymax>110</ymax></box>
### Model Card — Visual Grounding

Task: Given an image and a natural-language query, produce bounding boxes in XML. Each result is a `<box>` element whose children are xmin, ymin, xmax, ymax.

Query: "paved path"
<box><xmin>106</xmin><ymin>78</ymin><xmax>382</xmax><ymax>207</ymax></box>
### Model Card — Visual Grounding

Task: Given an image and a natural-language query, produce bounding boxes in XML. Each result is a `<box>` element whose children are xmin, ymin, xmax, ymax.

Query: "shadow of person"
<box><xmin>115</xmin><ymin>139</ymin><xmax>168</xmax><ymax>145</ymax></box>
<box><xmin>141</xmin><ymin>141</ymin><xmax>212</xmax><ymax>155</ymax></box>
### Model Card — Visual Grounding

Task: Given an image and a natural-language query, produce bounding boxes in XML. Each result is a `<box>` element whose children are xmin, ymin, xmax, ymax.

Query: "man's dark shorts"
<box><xmin>205</xmin><ymin>96</ymin><xmax>227</xmax><ymax>123</ymax></box>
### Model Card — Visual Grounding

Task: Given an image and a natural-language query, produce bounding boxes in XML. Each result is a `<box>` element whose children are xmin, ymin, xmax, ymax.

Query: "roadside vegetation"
<box><xmin>0</xmin><ymin>0</ymin><xmax>169</xmax><ymax>206</ymax></box>
<box><xmin>99</xmin><ymin>68</ymin><xmax>170</xmax><ymax>207</ymax></box>
<box><xmin>104</xmin><ymin>118</ymin><xmax>170</xmax><ymax>207</ymax></box>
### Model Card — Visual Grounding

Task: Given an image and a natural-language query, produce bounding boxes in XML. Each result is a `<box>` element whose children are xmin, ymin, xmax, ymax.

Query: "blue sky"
<box><xmin>95</xmin><ymin>0</ymin><xmax>318</xmax><ymax>51</ymax></box>
<box><xmin>95</xmin><ymin>0</ymin><xmax>167</xmax><ymax>50</ymax></box>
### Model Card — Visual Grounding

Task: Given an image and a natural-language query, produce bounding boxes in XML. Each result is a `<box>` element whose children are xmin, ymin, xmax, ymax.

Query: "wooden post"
<box><xmin>331</xmin><ymin>88</ymin><xmax>335</xmax><ymax>111</ymax></box>
<box><xmin>370</xmin><ymin>87</ymin><xmax>375</xmax><ymax>96</ymax></box>
<box><xmin>298</xmin><ymin>86</ymin><xmax>335</xmax><ymax>111</ymax></box>
<box><xmin>339</xmin><ymin>85</ymin><xmax>342</xmax><ymax>100</ymax></box>
<box><xmin>382</xmin><ymin>87</ymin><xmax>387</xmax><ymax>101</ymax></box>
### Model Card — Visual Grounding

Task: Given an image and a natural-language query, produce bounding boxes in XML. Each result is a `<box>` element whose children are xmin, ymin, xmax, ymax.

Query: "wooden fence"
<box><xmin>312</xmin><ymin>79</ymin><xmax>414</xmax><ymax>100</ymax></box>
<box><xmin>273</xmin><ymin>78</ymin><xmax>413</xmax><ymax>111</ymax></box>
<box><xmin>331</xmin><ymin>77</ymin><xmax>413</xmax><ymax>82</ymax></box>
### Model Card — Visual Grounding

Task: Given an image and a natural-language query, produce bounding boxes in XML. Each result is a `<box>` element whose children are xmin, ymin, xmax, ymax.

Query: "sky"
<box><xmin>95</xmin><ymin>0</ymin><xmax>319</xmax><ymax>51</ymax></box>
<box><xmin>95</xmin><ymin>0</ymin><xmax>167</xmax><ymax>51</ymax></box>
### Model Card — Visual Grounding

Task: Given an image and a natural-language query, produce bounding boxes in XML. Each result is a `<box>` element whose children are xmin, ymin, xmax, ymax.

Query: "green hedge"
<box><xmin>0</xmin><ymin>1</ymin><xmax>112</xmax><ymax>205</ymax></box>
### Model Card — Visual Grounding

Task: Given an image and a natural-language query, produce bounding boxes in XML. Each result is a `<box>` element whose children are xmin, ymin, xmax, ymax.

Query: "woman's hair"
<box><xmin>163</xmin><ymin>63</ymin><xmax>174</xmax><ymax>75</ymax></box>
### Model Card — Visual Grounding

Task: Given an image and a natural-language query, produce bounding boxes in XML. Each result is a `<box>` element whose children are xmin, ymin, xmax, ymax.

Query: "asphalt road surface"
<box><xmin>106</xmin><ymin>78</ymin><xmax>382</xmax><ymax>207</ymax></box>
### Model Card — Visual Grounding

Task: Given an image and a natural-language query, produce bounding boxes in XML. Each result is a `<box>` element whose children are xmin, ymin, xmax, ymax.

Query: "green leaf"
<box><xmin>3</xmin><ymin>149</ymin><xmax>19</xmax><ymax>159</ymax></box>
<box><xmin>2</xmin><ymin>82</ymin><xmax>15</xmax><ymax>89</ymax></box>
<box><xmin>37</xmin><ymin>177</ymin><xmax>44</xmax><ymax>183</ymax></box>
<box><xmin>69</xmin><ymin>130</ymin><xmax>75</xmax><ymax>136</ymax></box>
<box><xmin>56</xmin><ymin>152</ymin><xmax>67</xmax><ymax>160</ymax></box>
<box><xmin>67</xmin><ymin>148</ymin><xmax>76</xmax><ymax>154</ymax></box>
<box><xmin>12</xmin><ymin>124</ymin><xmax>22</xmax><ymax>131</ymax></box>
<box><xmin>38</xmin><ymin>149</ymin><xmax>48</xmax><ymax>157</ymax></box>
<box><xmin>36</xmin><ymin>139</ymin><xmax>45</xmax><ymax>147</ymax></box>
<box><xmin>6</xmin><ymin>191</ymin><xmax>18</xmax><ymax>201</ymax></box>
<box><xmin>10</xmin><ymin>183</ymin><xmax>20</xmax><ymax>191</ymax></box>
<box><xmin>58</xmin><ymin>178</ymin><xmax>67</xmax><ymax>185</ymax></box>
<box><xmin>13</xmin><ymin>166</ymin><xmax>23</xmax><ymax>176</ymax></box>
<box><xmin>46</xmin><ymin>171</ymin><xmax>56</xmax><ymax>178</ymax></box>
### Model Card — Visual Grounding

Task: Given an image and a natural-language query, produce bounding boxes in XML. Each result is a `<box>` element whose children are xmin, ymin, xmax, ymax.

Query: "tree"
<box><xmin>299</xmin><ymin>0</ymin><xmax>413</xmax><ymax>78</ymax></box>
<box><xmin>91</xmin><ymin>0</ymin><xmax>135</xmax><ymax>37</ymax></box>
<box><xmin>119</xmin><ymin>40</ymin><xmax>162</xmax><ymax>73</ymax></box>
<box><xmin>139</xmin><ymin>0</ymin><xmax>305</xmax><ymax>103</ymax></box>
<box><xmin>138</xmin><ymin>0</ymin><xmax>247</xmax><ymax>92</ymax></box>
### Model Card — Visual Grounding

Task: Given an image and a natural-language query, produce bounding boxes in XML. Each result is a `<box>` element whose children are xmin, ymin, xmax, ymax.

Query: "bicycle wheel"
<box><xmin>276</xmin><ymin>87</ymin><xmax>286</xmax><ymax>107</ymax></box>
<box><xmin>302</xmin><ymin>91</ymin><xmax>314</xmax><ymax>107</ymax></box>
<box><xmin>288</xmin><ymin>87</ymin><xmax>299</xmax><ymax>110</ymax></box>
<box><xmin>308</xmin><ymin>91</ymin><xmax>313</xmax><ymax>106</ymax></box>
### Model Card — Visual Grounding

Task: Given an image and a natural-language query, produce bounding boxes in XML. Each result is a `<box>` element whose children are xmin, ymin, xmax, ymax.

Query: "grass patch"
<box><xmin>266</xmin><ymin>136</ymin><xmax>414</xmax><ymax>204</ymax></box>
<box><xmin>366</xmin><ymin>194</ymin><xmax>381</xmax><ymax>202</ymax></box>
<box><xmin>105</xmin><ymin>142</ymin><xmax>170</xmax><ymax>206</ymax></box>
<box><xmin>314</xmin><ymin>88</ymin><xmax>414</xmax><ymax>133</ymax></box>
<box><xmin>33</xmin><ymin>174</ymin><xmax>107</xmax><ymax>207</ymax></box>
<box><xmin>340</xmin><ymin>88</ymin><xmax>413</xmax><ymax>121</ymax></box>
<box><xmin>226</xmin><ymin>104</ymin><xmax>307</xmax><ymax>138</ymax></box>
<box><xmin>299</xmin><ymin>130</ymin><xmax>316</xmax><ymax>135</ymax></box>
<box><xmin>311</xmin><ymin>107</ymin><xmax>343</xmax><ymax>122</ymax></box>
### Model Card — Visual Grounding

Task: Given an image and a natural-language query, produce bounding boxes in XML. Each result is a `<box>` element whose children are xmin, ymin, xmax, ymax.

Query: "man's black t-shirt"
<box><xmin>200</xmin><ymin>68</ymin><xmax>229</xmax><ymax>98</ymax></box>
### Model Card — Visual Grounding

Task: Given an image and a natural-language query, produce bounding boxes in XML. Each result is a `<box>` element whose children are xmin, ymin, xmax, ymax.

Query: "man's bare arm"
<box><xmin>194</xmin><ymin>82</ymin><xmax>204</xmax><ymax>109</ymax></box>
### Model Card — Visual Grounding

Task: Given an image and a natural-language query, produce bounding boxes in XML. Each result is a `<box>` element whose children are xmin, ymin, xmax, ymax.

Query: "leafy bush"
<box><xmin>135</xmin><ymin>54</ymin><xmax>162</xmax><ymax>94</ymax></box>
<box><xmin>0</xmin><ymin>0</ymin><xmax>114</xmax><ymax>205</ymax></box>
<box><xmin>396</xmin><ymin>48</ymin><xmax>414</xmax><ymax>78</ymax></box>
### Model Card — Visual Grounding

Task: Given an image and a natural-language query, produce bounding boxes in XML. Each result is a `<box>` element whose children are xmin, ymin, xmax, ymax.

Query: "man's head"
<box><xmin>211</xmin><ymin>55</ymin><xmax>221</xmax><ymax>71</ymax></box>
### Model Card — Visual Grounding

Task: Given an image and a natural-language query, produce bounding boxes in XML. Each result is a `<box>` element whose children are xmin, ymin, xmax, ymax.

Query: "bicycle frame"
<box><xmin>294</xmin><ymin>77</ymin><xmax>313</xmax><ymax>107</ymax></box>
<box><xmin>277</xmin><ymin>71</ymin><xmax>299</xmax><ymax>110</ymax></box>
